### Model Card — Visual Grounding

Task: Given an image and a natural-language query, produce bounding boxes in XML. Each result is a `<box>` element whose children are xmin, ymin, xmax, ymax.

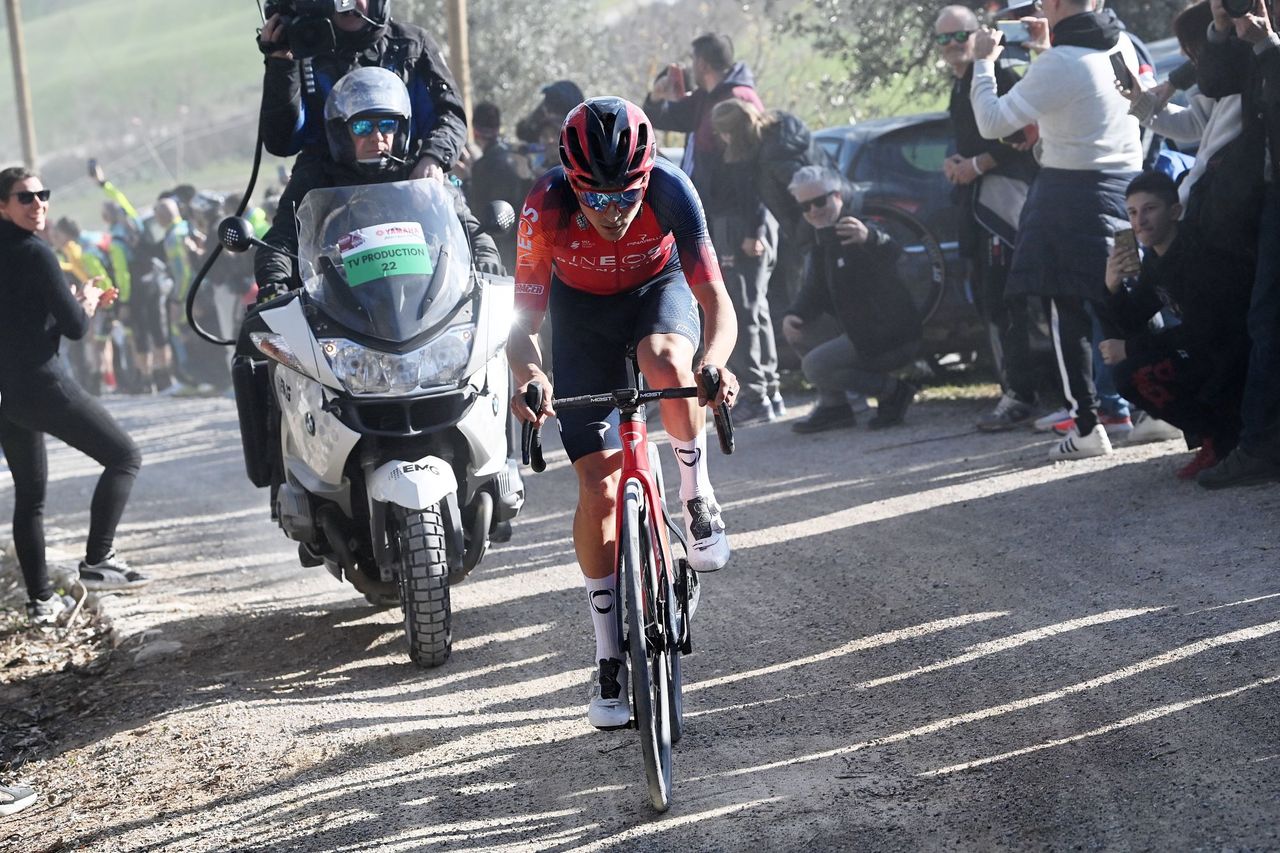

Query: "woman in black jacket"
<box><xmin>710</xmin><ymin>97</ymin><xmax>831</xmax><ymax>243</ymax></box>
<box><xmin>0</xmin><ymin>167</ymin><xmax>149</xmax><ymax>625</ymax></box>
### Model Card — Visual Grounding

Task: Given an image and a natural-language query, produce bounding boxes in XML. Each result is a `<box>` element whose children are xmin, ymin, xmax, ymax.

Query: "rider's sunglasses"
<box><xmin>349</xmin><ymin>117</ymin><xmax>400</xmax><ymax>137</ymax></box>
<box><xmin>797</xmin><ymin>191</ymin><xmax>836</xmax><ymax>213</ymax></box>
<box><xmin>577</xmin><ymin>188</ymin><xmax>643</xmax><ymax>212</ymax></box>
<box><xmin>934</xmin><ymin>30</ymin><xmax>973</xmax><ymax>44</ymax></box>
<box><xmin>10</xmin><ymin>189</ymin><xmax>51</xmax><ymax>205</ymax></box>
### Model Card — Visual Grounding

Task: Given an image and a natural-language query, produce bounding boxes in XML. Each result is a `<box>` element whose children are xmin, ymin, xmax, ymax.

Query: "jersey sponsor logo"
<box><xmin>557</xmin><ymin>243</ymin><xmax>669</xmax><ymax>271</ymax></box>
<box><xmin>515</xmin><ymin>282</ymin><xmax>545</xmax><ymax>295</ymax></box>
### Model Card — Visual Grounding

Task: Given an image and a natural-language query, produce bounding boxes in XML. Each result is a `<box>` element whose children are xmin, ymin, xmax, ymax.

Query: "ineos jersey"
<box><xmin>514</xmin><ymin>159</ymin><xmax>721</xmax><ymax>320</ymax></box>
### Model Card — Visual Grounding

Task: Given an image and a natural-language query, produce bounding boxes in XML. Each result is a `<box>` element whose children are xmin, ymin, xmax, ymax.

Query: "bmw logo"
<box><xmin>304</xmin><ymin>413</ymin><xmax>316</xmax><ymax>436</ymax></box>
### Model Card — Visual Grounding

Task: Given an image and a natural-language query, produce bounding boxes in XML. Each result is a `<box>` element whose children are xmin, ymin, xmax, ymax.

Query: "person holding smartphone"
<box><xmin>969</xmin><ymin>0</ymin><xmax>1145</xmax><ymax>460</ymax></box>
<box><xmin>0</xmin><ymin>167</ymin><xmax>150</xmax><ymax>626</ymax></box>
<box><xmin>936</xmin><ymin>4</ymin><xmax>1042</xmax><ymax>432</ymax></box>
<box><xmin>781</xmin><ymin>166</ymin><xmax>923</xmax><ymax>433</ymax></box>
<box><xmin>1099</xmin><ymin>171</ymin><xmax>1254</xmax><ymax>478</ymax></box>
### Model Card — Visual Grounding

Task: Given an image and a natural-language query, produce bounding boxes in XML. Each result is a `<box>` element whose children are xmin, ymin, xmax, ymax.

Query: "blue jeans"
<box><xmin>1240</xmin><ymin>183</ymin><xmax>1280</xmax><ymax>458</ymax></box>
<box><xmin>1089</xmin><ymin>304</ymin><xmax>1129</xmax><ymax>419</ymax></box>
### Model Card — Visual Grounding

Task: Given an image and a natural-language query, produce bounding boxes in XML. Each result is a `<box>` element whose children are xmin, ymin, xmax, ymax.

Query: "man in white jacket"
<box><xmin>970</xmin><ymin>0</ymin><xmax>1143</xmax><ymax>460</ymax></box>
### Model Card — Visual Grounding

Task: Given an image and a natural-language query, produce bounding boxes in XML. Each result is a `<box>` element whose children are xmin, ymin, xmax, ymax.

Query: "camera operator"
<box><xmin>257</xmin><ymin>0</ymin><xmax>466</xmax><ymax>182</ymax></box>
<box><xmin>969</xmin><ymin>0</ymin><xmax>1144</xmax><ymax>460</ymax></box>
<box><xmin>1099</xmin><ymin>171</ymin><xmax>1254</xmax><ymax>478</ymax></box>
<box><xmin>1191</xmin><ymin>0</ymin><xmax>1280</xmax><ymax>488</ymax></box>
<box><xmin>255</xmin><ymin>67</ymin><xmax>499</xmax><ymax>298</ymax></box>
<box><xmin>781</xmin><ymin>166</ymin><xmax>923</xmax><ymax>433</ymax></box>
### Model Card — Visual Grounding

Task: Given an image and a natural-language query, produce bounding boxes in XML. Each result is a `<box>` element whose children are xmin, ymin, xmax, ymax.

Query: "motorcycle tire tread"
<box><xmin>399</xmin><ymin>507</ymin><xmax>452</xmax><ymax>667</ymax></box>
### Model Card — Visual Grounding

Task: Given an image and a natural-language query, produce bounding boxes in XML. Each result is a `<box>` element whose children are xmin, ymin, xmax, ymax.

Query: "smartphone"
<box><xmin>87</xmin><ymin>158</ymin><xmax>98</xmax><ymax>178</ymax></box>
<box><xmin>816</xmin><ymin>227</ymin><xmax>842</xmax><ymax>246</ymax></box>
<box><xmin>996</xmin><ymin>20</ymin><xmax>1031</xmax><ymax>45</ymax></box>
<box><xmin>1113</xmin><ymin>228</ymin><xmax>1141</xmax><ymax>275</ymax></box>
<box><xmin>666</xmin><ymin>63</ymin><xmax>687</xmax><ymax>97</ymax></box>
<box><xmin>1109</xmin><ymin>52</ymin><xmax>1136</xmax><ymax>92</ymax></box>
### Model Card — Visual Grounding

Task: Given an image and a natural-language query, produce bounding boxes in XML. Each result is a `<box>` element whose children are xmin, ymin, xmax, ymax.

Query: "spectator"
<box><xmin>257</xmin><ymin>0</ymin><xmax>466</xmax><ymax>182</ymax></box>
<box><xmin>468</xmin><ymin>101</ymin><xmax>533</xmax><ymax>272</ymax></box>
<box><xmin>153</xmin><ymin>197</ymin><xmax>198</xmax><ymax>392</ymax></box>
<box><xmin>51</xmin><ymin>217</ymin><xmax>115</xmax><ymax>396</ymax></box>
<box><xmin>645</xmin><ymin>33</ymin><xmax>783</xmax><ymax>423</ymax></box>
<box><xmin>515</xmin><ymin>80</ymin><xmax>586</xmax><ymax>147</ymax></box>
<box><xmin>783</xmin><ymin>166</ymin><xmax>923</xmax><ymax>432</ymax></box>
<box><xmin>934</xmin><ymin>4</ymin><xmax>1042</xmax><ymax>431</ymax></box>
<box><xmin>91</xmin><ymin>163</ymin><xmax>174</xmax><ymax>393</ymax></box>
<box><xmin>1194</xmin><ymin>0</ymin><xmax>1280</xmax><ymax>488</ymax></box>
<box><xmin>709</xmin><ymin>97</ymin><xmax>829</xmax><ymax>245</ymax></box>
<box><xmin>1100</xmin><ymin>171</ymin><xmax>1253</xmax><ymax>478</ymax></box>
<box><xmin>0</xmin><ymin>166</ymin><xmax>150</xmax><ymax>628</ymax></box>
<box><xmin>970</xmin><ymin>0</ymin><xmax>1145</xmax><ymax>459</ymax></box>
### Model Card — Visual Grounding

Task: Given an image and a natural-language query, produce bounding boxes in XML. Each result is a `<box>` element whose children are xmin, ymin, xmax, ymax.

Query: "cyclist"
<box><xmin>507</xmin><ymin>96</ymin><xmax>739</xmax><ymax>729</ymax></box>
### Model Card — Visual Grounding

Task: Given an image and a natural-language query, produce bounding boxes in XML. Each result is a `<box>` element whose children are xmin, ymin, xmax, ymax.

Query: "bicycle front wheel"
<box><xmin>621</xmin><ymin>479</ymin><xmax>673</xmax><ymax>812</ymax></box>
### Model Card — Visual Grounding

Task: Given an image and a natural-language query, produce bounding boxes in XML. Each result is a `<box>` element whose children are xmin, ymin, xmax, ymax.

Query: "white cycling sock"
<box><xmin>584</xmin><ymin>575</ymin><xmax>621</xmax><ymax>662</ymax></box>
<box><xmin>668</xmin><ymin>433</ymin><xmax>711</xmax><ymax>501</ymax></box>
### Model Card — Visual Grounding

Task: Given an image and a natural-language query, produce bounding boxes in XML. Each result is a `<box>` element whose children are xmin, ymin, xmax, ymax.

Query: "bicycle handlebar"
<box><xmin>519</xmin><ymin>365</ymin><xmax>735</xmax><ymax>472</ymax></box>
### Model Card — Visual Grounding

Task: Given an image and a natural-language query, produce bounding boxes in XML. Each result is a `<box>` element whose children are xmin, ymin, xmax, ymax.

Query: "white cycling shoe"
<box><xmin>683</xmin><ymin>497</ymin><xmax>730</xmax><ymax>572</ymax></box>
<box><xmin>588</xmin><ymin>657</ymin><xmax>630</xmax><ymax>730</ymax></box>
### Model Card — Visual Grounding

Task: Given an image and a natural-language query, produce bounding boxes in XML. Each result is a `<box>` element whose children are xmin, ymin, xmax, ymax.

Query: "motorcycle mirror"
<box><xmin>217</xmin><ymin>216</ymin><xmax>258</xmax><ymax>254</ymax></box>
<box><xmin>479</xmin><ymin>201</ymin><xmax>515</xmax><ymax>236</ymax></box>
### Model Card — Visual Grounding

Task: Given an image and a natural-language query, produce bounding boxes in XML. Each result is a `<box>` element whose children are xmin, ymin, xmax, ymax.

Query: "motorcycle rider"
<box><xmin>507</xmin><ymin>97</ymin><xmax>739</xmax><ymax>729</ymax></box>
<box><xmin>256</xmin><ymin>65</ymin><xmax>500</xmax><ymax>296</ymax></box>
<box><xmin>257</xmin><ymin>0</ymin><xmax>466</xmax><ymax>183</ymax></box>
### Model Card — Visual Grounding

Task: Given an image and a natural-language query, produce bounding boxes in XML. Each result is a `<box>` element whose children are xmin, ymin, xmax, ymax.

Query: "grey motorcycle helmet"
<box><xmin>324</xmin><ymin>66</ymin><xmax>412</xmax><ymax>176</ymax></box>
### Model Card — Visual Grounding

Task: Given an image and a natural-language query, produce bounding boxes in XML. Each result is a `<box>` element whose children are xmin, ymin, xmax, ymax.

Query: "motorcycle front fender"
<box><xmin>369</xmin><ymin>455</ymin><xmax>458</xmax><ymax>511</ymax></box>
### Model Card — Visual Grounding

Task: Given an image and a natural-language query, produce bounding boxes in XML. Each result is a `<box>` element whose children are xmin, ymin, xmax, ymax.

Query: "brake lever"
<box><xmin>699</xmin><ymin>366</ymin><xmax>735</xmax><ymax>455</ymax></box>
<box><xmin>521</xmin><ymin>383</ymin><xmax>547</xmax><ymax>473</ymax></box>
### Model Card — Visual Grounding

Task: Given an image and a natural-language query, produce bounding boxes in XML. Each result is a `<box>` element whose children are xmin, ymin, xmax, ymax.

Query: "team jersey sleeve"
<box><xmin>513</xmin><ymin>174</ymin><xmax>558</xmax><ymax>327</ymax></box>
<box><xmin>646</xmin><ymin>161</ymin><xmax>722</xmax><ymax>288</ymax></box>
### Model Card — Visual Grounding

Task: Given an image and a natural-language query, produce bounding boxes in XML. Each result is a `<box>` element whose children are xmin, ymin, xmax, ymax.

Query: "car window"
<box><xmin>851</xmin><ymin>123</ymin><xmax>953</xmax><ymax>184</ymax></box>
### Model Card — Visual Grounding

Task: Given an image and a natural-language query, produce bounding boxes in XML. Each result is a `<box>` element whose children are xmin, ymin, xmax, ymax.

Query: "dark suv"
<box><xmin>813</xmin><ymin>114</ymin><xmax>987</xmax><ymax>362</ymax></box>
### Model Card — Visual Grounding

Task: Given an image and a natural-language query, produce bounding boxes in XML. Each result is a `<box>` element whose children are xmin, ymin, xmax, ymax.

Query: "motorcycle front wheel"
<box><xmin>393</xmin><ymin>505</ymin><xmax>452</xmax><ymax>667</ymax></box>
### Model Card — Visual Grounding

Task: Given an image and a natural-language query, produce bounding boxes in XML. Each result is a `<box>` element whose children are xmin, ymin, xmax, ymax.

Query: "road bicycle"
<box><xmin>521</xmin><ymin>359</ymin><xmax>734</xmax><ymax>812</ymax></box>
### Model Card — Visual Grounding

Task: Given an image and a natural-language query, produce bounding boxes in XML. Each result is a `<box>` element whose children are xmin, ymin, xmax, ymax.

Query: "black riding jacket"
<box><xmin>259</xmin><ymin>20</ymin><xmax>467</xmax><ymax>171</ymax></box>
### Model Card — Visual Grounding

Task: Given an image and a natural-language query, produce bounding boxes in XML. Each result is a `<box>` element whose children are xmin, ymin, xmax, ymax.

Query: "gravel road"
<box><xmin>2</xmin><ymin>393</ymin><xmax>1278</xmax><ymax>852</ymax></box>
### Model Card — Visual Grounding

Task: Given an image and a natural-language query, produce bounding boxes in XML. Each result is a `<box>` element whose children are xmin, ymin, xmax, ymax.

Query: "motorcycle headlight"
<box><xmin>320</xmin><ymin>328</ymin><xmax>473</xmax><ymax>396</ymax></box>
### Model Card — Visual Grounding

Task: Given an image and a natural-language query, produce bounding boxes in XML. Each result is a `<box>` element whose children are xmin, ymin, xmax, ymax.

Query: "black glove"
<box><xmin>255</xmin><ymin>281</ymin><xmax>290</xmax><ymax>305</ymax></box>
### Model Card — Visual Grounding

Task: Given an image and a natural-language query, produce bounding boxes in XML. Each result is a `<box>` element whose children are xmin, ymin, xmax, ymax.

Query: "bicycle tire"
<box><xmin>861</xmin><ymin>202</ymin><xmax>948</xmax><ymax>326</ymax></box>
<box><xmin>621</xmin><ymin>479</ymin><xmax>673</xmax><ymax>812</ymax></box>
<box><xmin>647</xmin><ymin>440</ymin><xmax>685</xmax><ymax>745</ymax></box>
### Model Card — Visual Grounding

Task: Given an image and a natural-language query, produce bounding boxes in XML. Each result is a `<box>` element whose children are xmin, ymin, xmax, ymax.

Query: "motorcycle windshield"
<box><xmin>296</xmin><ymin>179</ymin><xmax>472</xmax><ymax>343</ymax></box>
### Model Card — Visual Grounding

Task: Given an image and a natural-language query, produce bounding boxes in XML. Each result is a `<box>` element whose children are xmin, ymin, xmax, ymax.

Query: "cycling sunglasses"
<box><xmin>349</xmin><ymin>117</ymin><xmax>400</xmax><ymax>137</ymax></box>
<box><xmin>934</xmin><ymin>30</ymin><xmax>973</xmax><ymax>44</ymax></box>
<box><xmin>797</xmin><ymin>191</ymin><xmax>836</xmax><ymax>213</ymax></box>
<box><xmin>578</xmin><ymin>187</ymin><xmax>644</xmax><ymax>212</ymax></box>
<box><xmin>10</xmin><ymin>188</ymin><xmax>51</xmax><ymax>205</ymax></box>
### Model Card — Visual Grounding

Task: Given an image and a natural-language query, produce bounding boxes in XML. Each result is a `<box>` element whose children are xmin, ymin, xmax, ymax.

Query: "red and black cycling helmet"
<box><xmin>559</xmin><ymin>97</ymin><xmax>657</xmax><ymax>191</ymax></box>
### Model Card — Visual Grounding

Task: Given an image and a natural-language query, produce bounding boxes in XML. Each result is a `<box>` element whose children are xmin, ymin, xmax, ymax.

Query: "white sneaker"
<box><xmin>26</xmin><ymin>593</ymin><xmax>73</xmax><ymax>627</ymax></box>
<box><xmin>1127</xmin><ymin>411</ymin><xmax>1183</xmax><ymax>445</ymax></box>
<box><xmin>588</xmin><ymin>658</ymin><xmax>630</xmax><ymax>730</ymax></box>
<box><xmin>1049</xmin><ymin>425</ymin><xmax>1113</xmax><ymax>460</ymax></box>
<box><xmin>78</xmin><ymin>552</ymin><xmax>152</xmax><ymax>591</ymax></box>
<box><xmin>683</xmin><ymin>497</ymin><xmax>730</xmax><ymax>572</ymax></box>
<box><xmin>0</xmin><ymin>784</ymin><xmax>37</xmax><ymax>816</ymax></box>
<box><xmin>1034</xmin><ymin>408</ymin><xmax>1072</xmax><ymax>432</ymax></box>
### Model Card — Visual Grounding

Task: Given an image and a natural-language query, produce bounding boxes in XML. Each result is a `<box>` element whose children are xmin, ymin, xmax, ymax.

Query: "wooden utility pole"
<box><xmin>444</xmin><ymin>0</ymin><xmax>472</xmax><ymax>136</ymax></box>
<box><xmin>5</xmin><ymin>0</ymin><xmax>38</xmax><ymax>168</ymax></box>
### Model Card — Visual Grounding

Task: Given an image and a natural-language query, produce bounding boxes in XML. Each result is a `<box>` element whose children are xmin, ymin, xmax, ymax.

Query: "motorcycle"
<box><xmin>219</xmin><ymin>179</ymin><xmax>523</xmax><ymax>667</ymax></box>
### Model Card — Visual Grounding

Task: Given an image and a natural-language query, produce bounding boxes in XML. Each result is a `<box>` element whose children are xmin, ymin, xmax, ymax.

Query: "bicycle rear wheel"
<box><xmin>621</xmin><ymin>479</ymin><xmax>673</xmax><ymax>812</ymax></box>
